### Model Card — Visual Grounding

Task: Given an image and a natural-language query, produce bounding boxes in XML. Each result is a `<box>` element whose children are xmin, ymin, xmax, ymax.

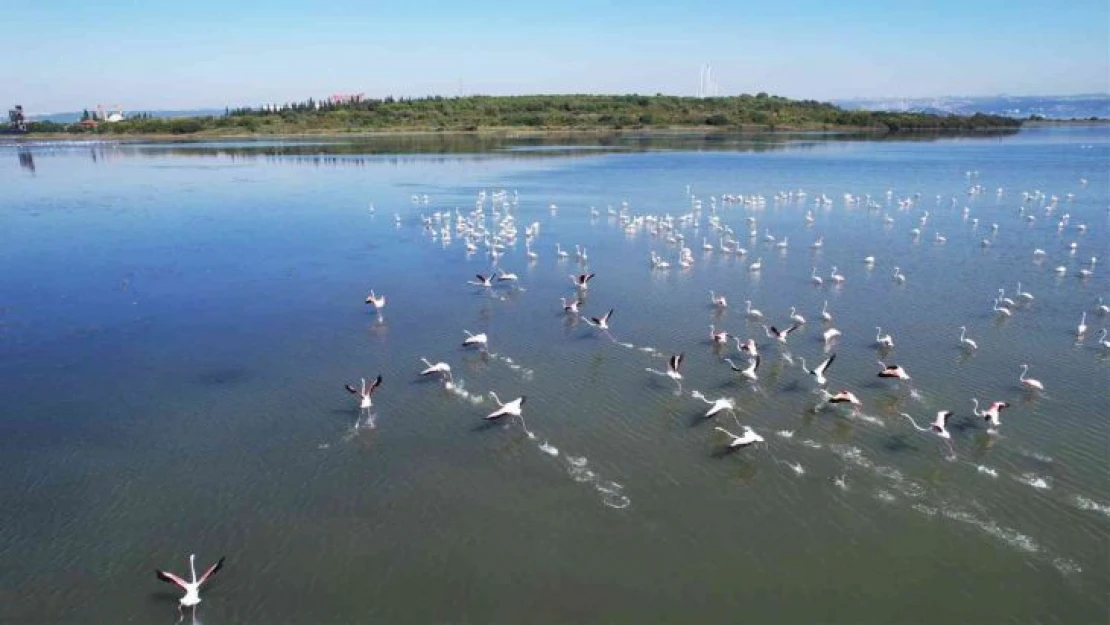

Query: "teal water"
<box><xmin>1</xmin><ymin>128</ymin><xmax>1107</xmax><ymax>624</ymax></box>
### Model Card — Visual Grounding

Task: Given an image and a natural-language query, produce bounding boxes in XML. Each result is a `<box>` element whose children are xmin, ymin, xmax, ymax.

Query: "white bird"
<box><xmin>875</xmin><ymin>327</ymin><xmax>894</xmax><ymax>349</ymax></box>
<box><xmin>749</xmin><ymin>257</ymin><xmax>762</xmax><ymax>271</ymax></box>
<box><xmin>709</xmin><ymin>290</ymin><xmax>728</xmax><ymax>308</ymax></box>
<box><xmin>1097</xmin><ymin>328</ymin><xmax>1110</xmax><ymax>350</ymax></box>
<box><xmin>156</xmin><ymin>554</ymin><xmax>225</xmax><ymax>618</ymax></box>
<box><xmin>972</xmin><ymin>398</ymin><xmax>1009</xmax><ymax>429</ymax></box>
<box><xmin>789</xmin><ymin>306</ymin><xmax>806</xmax><ymax>325</ymax></box>
<box><xmin>829</xmin><ymin>266</ymin><xmax>845</xmax><ymax>283</ymax></box>
<box><xmin>958</xmin><ymin>326</ymin><xmax>978</xmax><ymax>350</ymax></box>
<box><xmin>695</xmin><ymin>395</ymin><xmax>736</xmax><ymax>418</ymax></box>
<box><xmin>764</xmin><ymin>323</ymin><xmax>801</xmax><ymax>344</ymax></box>
<box><xmin>1015</xmin><ymin>282</ymin><xmax>1034</xmax><ymax>302</ymax></box>
<box><xmin>586</xmin><ymin>308</ymin><xmax>614</xmax><ymax>330</ymax></box>
<box><xmin>1019</xmin><ymin>364</ymin><xmax>1044</xmax><ymax>391</ymax></box>
<box><xmin>820</xmin><ymin>300</ymin><xmax>832</xmax><ymax>322</ymax></box>
<box><xmin>1076</xmin><ymin>312</ymin><xmax>1087</xmax><ymax>337</ymax></box>
<box><xmin>992</xmin><ymin>298</ymin><xmax>1012</xmax><ymax>317</ymax></box>
<box><xmin>799</xmin><ymin>353</ymin><xmax>836</xmax><ymax>386</ymax></box>
<box><xmin>344</xmin><ymin>374</ymin><xmax>383</xmax><ymax>419</ymax></box>
<box><xmin>892</xmin><ymin>267</ymin><xmax>906</xmax><ymax>284</ymax></box>
<box><xmin>823</xmin><ymin>328</ymin><xmax>842</xmax><ymax>343</ymax></box>
<box><xmin>462</xmin><ymin>330</ymin><xmax>488</xmax><ymax>349</ymax></box>
<box><xmin>709</xmin><ymin>325</ymin><xmax>730</xmax><ymax>345</ymax></box>
<box><xmin>810</xmin><ymin>268</ymin><xmax>824</xmax><ymax>286</ymax></box>
<box><xmin>486</xmin><ymin>392</ymin><xmax>526</xmax><ymax>420</ymax></box>
<box><xmin>997</xmin><ymin>289</ymin><xmax>1016</xmax><ymax>308</ymax></box>
<box><xmin>724</xmin><ymin>355</ymin><xmax>760</xmax><ymax>381</ymax></box>
<box><xmin>469</xmin><ymin>273</ymin><xmax>494</xmax><ymax>288</ymax></box>
<box><xmin>734</xmin><ymin>337</ymin><xmax>759</xmax><ymax>359</ymax></box>
<box><xmin>496</xmin><ymin>270</ymin><xmax>519</xmax><ymax>282</ymax></box>
<box><xmin>715</xmin><ymin>425</ymin><xmax>764</xmax><ymax>449</ymax></box>
<box><xmin>560</xmin><ymin>297</ymin><xmax>581</xmax><ymax>314</ymax></box>
<box><xmin>901</xmin><ymin>410</ymin><xmax>954</xmax><ymax>439</ymax></box>
<box><xmin>1095</xmin><ymin>297</ymin><xmax>1110</xmax><ymax>316</ymax></box>
<box><xmin>646</xmin><ymin>353</ymin><xmax>685</xmax><ymax>388</ymax></box>
<box><xmin>556</xmin><ymin>243</ymin><xmax>569</xmax><ymax>258</ymax></box>
<box><xmin>419</xmin><ymin>358</ymin><xmax>452</xmax><ymax>380</ymax></box>
<box><xmin>826</xmin><ymin>390</ymin><xmax>861</xmax><ymax>408</ymax></box>
<box><xmin>365</xmin><ymin>290</ymin><xmax>386</xmax><ymax>311</ymax></box>
<box><xmin>877</xmin><ymin>361</ymin><xmax>909</xmax><ymax>380</ymax></box>
<box><xmin>863</xmin><ymin>256</ymin><xmax>875</xmax><ymax>265</ymax></box>
<box><xmin>745</xmin><ymin>300</ymin><xmax>763</xmax><ymax>320</ymax></box>
<box><xmin>571</xmin><ymin>272</ymin><xmax>595</xmax><ymax>290</ymax></box>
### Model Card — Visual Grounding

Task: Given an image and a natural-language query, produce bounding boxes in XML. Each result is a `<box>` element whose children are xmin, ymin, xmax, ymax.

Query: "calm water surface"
<box><xmin>1</xmin><ymin>128</ymin><xmax>1108</xmax><ymax>624</ymax></box>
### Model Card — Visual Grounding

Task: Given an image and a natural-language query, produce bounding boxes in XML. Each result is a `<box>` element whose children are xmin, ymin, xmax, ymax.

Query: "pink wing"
<box><xmin>198</xmin><ymin>556</ymin><xmax>225</xmax><ymax>586</ymax></box>
<box><xmin>156</xmin><ymin>569</ymin><xmax>189</xmax><ymax>589</ymax></box>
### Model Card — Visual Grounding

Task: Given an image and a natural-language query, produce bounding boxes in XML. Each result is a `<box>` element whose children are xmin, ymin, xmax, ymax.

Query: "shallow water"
<box><xmin>1</xmin><ymin>127</ymin><xmax>1107</xmax><ymax>624</ymax></box>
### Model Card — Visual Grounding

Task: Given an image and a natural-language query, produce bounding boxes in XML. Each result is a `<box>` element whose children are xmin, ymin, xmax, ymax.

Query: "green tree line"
<box><xmin>18</xmin><ymin>94</ymin><xmax>1022</xmax><ymax>135</ymax></box>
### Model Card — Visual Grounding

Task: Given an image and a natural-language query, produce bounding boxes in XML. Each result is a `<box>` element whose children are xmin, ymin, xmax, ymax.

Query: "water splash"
<box><xmin>776</xmin><ymin>430</ymin><xmax>796</xmax><ymax>439</ymax></box>
<box><xmin>1015</xmin><ymin>472</ymin><xmax>1051</xmax><ymax>490</ymax></box>
<box><xmin>976</xmin><ymin>465</ymin><xmax>999</xmax><ymax>478</ymax></box>
<box><xmin>1072</xmin><ymin>495</ymin><xmax>1110</xmax><ymax>517</ymax></box>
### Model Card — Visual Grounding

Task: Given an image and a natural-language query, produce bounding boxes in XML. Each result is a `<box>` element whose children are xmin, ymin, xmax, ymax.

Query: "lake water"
<box><xmin>1</xmin><ymin>128</ymin><xmax>1107</xmax><ymax>624</ymax></box>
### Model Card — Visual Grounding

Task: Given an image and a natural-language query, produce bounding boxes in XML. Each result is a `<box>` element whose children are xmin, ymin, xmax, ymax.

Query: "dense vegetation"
<box><xmin>17</xmin><ymin>94</ymin><xmax>1022</xmax><ymax>136</ymax></box>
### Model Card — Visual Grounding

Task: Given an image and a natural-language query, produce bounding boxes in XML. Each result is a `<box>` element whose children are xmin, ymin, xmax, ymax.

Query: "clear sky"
<box><xmin>4</xmin><ymin>0</ymin><xmax>1108</xmax><ymax>113</ymax></box>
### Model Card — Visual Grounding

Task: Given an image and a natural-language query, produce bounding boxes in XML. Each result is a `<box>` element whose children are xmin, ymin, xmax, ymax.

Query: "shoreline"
<box><xmin>3</xmin><ymin>124</ymin><xmax>1028</xmax><ymax>144</ymax></box>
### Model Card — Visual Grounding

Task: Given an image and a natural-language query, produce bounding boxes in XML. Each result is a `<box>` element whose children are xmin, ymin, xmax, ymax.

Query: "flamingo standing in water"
<box><xmin>1019</xmin><ymin>364</ymin><xmax>1044</xmax><ymax>391</ymax></box>
<box><xmin>155</xmin><ymin>554</ymin><xmax>225</xmax><ymax>620</ymax></box>
<box><xmin>875</xmin><ymin>327</ymin><xmax>894</xmax><ymax>349</ymax></box>
<box><xmin>365</xmin><ymin>290</ymin><xmax>386</xmax><ymax>314</ymax></box>
<box><xmin>958</xmin><ymin>326</ymin><xmax>978</xmax><ymax>351</ymax></box>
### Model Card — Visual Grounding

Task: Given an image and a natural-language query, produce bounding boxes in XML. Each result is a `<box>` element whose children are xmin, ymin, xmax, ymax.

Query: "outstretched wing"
<box><xmin>583</xmin><ymin>272</ymin><xmax>596</xmax><ymax>283</ymax></box>
<box><xmin>344</xmin><ymin>384</ymin><xmax>360</xmax><ymax>395</ymax></box>
<box><xmin>816</xmin><ymin>352</ymin><xmax>836</xmax><ymax>374</ymax></box>
<box><xmin>783</xmin><ymin>323</ymin><xmax>801</xmax><ymax>336</ymax></box>
<box><xmin>198</xmin><ymin>557</ymin><xmax>225</xmax><ymax>586</ymax></box>
<box><xmin>367</xmin><ymin>374</ymin><xmax>383</xmax><ymax>396</ymax></box>
<box><xmin>155</xmin><ymin>569</ymin><xmax>189</xmax><ymax>590</ymax></box>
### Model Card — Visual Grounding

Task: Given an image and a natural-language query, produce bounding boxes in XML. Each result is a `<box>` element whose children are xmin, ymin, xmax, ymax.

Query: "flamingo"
<box><xmin>1019</xmin><ymin>364</ymin><xmax>1044</xmax><ymax>391</ymax></box>
<box><xmin>811</xmin><ymin>268</ymin><xmax>824</xmax><ymax>286</ymax></box>
<box><xmin>344</xmin><ymin>374</ymin><xmax>383</xmax><ymax>419</ymax></box>
<box><xmin>560</xmin><ymin>297</ymin><xmax>581</xmax><ymax>314</ymax></box>
<box><xmin>749</xmin><ymin>257</ymin><xmax>762</xmax><ymax>271</ymax></box>
<box><xmin>469</xmin><ymin>273</ymin><xmax>494</xmax><ymax>288</ymax></box>
<box><xmin>993</xmin><ymin>298</ymin><xmax>1012</xmax><ymax>317</ymax></box>
<box><xmin>694</xmin><ymin>395</ymin><xmax>736</xmax><ymax>418</ymax></box>
<box><xmin>823</xmin><ymin>328</ymin><xmax>842</xmax><ymax>344</ymax></box>
<box><xmin>709</xmin><ymin>290</ymin><xmax>728</xmax><ymax>308</ymax></box>
<box><xmin>997</xmin><ymin>289</ymin><xmax>1016</xmax><ymax>308</ymax></box>
<box><xmin>820</xmin><ymin>300</ymin><xmax>832</xmax><ymax>322</ymax></box>
<box><xmin>1096</xmin><ymin>297</ymin><xmax>1109</xmax><ymax>316</ymax></box>
<box><xmin>586</xmin><ymin>308</ymin><xmax>614</xmax><ymax>330</ymax></box>
<box><xmin>892</xmin><ymin>267</ymin><xmax>906</xmax><ymax>284</ymax></box>
<box><xmin>1016</xmin><ymin>282</ymin><xmax>1034</xmax><ymax>302</ymax></box>
<box><xmin>419</xmin><ymin>358</ymin><xmax>452</xmax><ymax>381</ymax></box>
<box><xmin>709</xmin><ymin>325</ymin><xmax>730</xmax><ymax>345</ymax></box>
<box><xmin>715</xmin><ymin>425</ymin><xmax>764</xmax><ymax>449</ymax></box>
<box><xmin>155</xmin><ymin>554</ymin><xmax>225</xmax><ymax>619</ymax></box>
<box><xmin>734</xmin><ymin>337</ymin><xmax>758</xmax><ymax>359</ymax></box>
<box><xmin>646</xmin><ymin>353</ymin><xmax>684</xmax><ymax>391</ymax></box>
<box><xmin>556</xmin><ymin>243</ymin><xmax>569</xmax><ymax>258</ymax></box>
<box><xmin>789</xmin><ymin>306</ymin><xmax>807</xmax><ymax>325</ymax></box>
<box><xmin>825</xmin><ymin>390</ymin><xmax>861</xmax><ymax>408</ymax></box>
<box><xmin>496</xmin><ymin>270</ymin><xmax>519</xmax><ymax>283</ymax></box>
<box><xmin>1097</xmin><ymin>328</ymin><xmax>1109</xmax><ymax>350</ymax></box>
<box><xmin>877</xmin><ymin>361</ymin><xmax>910</xmax><ymax>380</ymax></box>
<box><xmin>798</xmin><ymin>353</ymin><xmax>836</xmax><ymax>386</ymax></box>
<box><xmin>723</xmin><ymin>355</ymin><xmax>760</xmax><ymax>381</ymax></box>
<box><xmin>875</xmin><ymin>327</ymin><xmax>894</xmax><ymax>349</ymax></box>
<box><xmin>462</xmin><ymin>330</ymin><xmax>488</xmax><ymax>349</ymax></box>
<box><xmin>571</xmin><ymin>272</ymin><xmax>595</xmax><ymax>290</ymax></box>
<box><xmin>1076</xmin><ymin>312</ymin><xmax>1087</xmax><ymax>337</ymax></box>
<box><xmin>958</xmin><ymin>326</ymin><xmax>978</xmax><ymax>350</ymax></box>
<box><xmin>901</xmin><ymin>410</ymin><xmax>954</xmax><ymax>439</ymax></box>
<box><xmin>764</xmin><ymin>323</ymin><xmax>801</xmax><ymax>344</ymax></box>
<box><xmin>829</xmin><ymin>266</ymin><xmax>845</xmax><ymax>283</ymax></box>
<box><xmin>365</xmin><ymin>290</ymin><xmax>386</xmax><ymax>311</ymax></box>
<box><xmin>972</xmin><ymin>398</ymin><xmax>1009</xmax><ymax>429</ymax></box>
<box><xmin>486</xmin><ymin>393</ymin><xmax>526</xmax><ymax>420</ymax></box>
<box><xmin>744</xmin><ymin>300</ymin><xmax>764</xmax><ymax>320</ymax></box>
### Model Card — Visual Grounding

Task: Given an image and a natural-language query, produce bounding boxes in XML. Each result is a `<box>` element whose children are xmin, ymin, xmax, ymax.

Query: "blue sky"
<box><xmin>4</xmin><ymin>0</ymin><xmax>1108</xmax><ymax>113</ymax></box>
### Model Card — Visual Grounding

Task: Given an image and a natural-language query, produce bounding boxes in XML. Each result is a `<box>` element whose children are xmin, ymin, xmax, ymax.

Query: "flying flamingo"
<box><xmin>972</xmin><ymin>398</ymin><xmax>1009</xmax><ymax>430</ymax></box>
<box><xmin>877</xmin><ymin>361</ymin><xmax>910</xmax><ymax>380</ymax></box>
<box><xmin>155</xmin><ymin>554</ymin><xmax>225</xmax><ymax>620</ymax></box>
<box><xmin>715</xmin><ymin>425</ymin><xmax>764</xmax><ymax>449</ymax></box>
<box><xmin>419</xmin><ymin>358</ymin><xmax>452</xmax><ymax>381</ymax></box>
<box><xmin>723</xmin><ymin>355</ymin><xmax>760</xmax><ymax>381</ymax></box>
<box><xmin>798</xmin><ymin>352</ymin><xmax>835</xmax><ymax>386</ymax></box>
<box><xmin>344</xmin><ymin>374</ymin><xmax>383</xmax><ymax>421</ymax></box>
<box><xmin>693</xmin><ymin>394</ymin><xmax>736</xmax><ymax>418</ymax></box>
<box><xmin>462</xmin><ymin>330</ymin><xmax>488</xmax><ymax>350</ymax></box>
<box><xmin>646</xmin><ymin>353</ymin><xmax>684</xmax><ymax>392</ymax></box>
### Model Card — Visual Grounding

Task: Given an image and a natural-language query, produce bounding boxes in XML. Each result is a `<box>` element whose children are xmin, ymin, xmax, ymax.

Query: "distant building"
<box><xmin>7</xmin><ymin>104</ymin><xmax>27</xmax><ymax>132</ymax></box>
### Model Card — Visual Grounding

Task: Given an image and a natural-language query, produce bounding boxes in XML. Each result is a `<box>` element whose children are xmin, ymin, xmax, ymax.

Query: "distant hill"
<box><xmin>835</xmin><ymin>94</ymin><xmax>1109</xmax><ymax>120</ymax></box>
<box><xmin>27</xmin><ymin>109</ymin><xmax>225</xmax><ymax>123</ymax></box>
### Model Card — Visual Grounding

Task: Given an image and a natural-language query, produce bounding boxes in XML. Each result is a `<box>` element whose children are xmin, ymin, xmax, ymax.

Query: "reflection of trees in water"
<box><xmin>17</xmin><ymin>150</ymin><xmax>34</xmax><ymax>172</ymax></box>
